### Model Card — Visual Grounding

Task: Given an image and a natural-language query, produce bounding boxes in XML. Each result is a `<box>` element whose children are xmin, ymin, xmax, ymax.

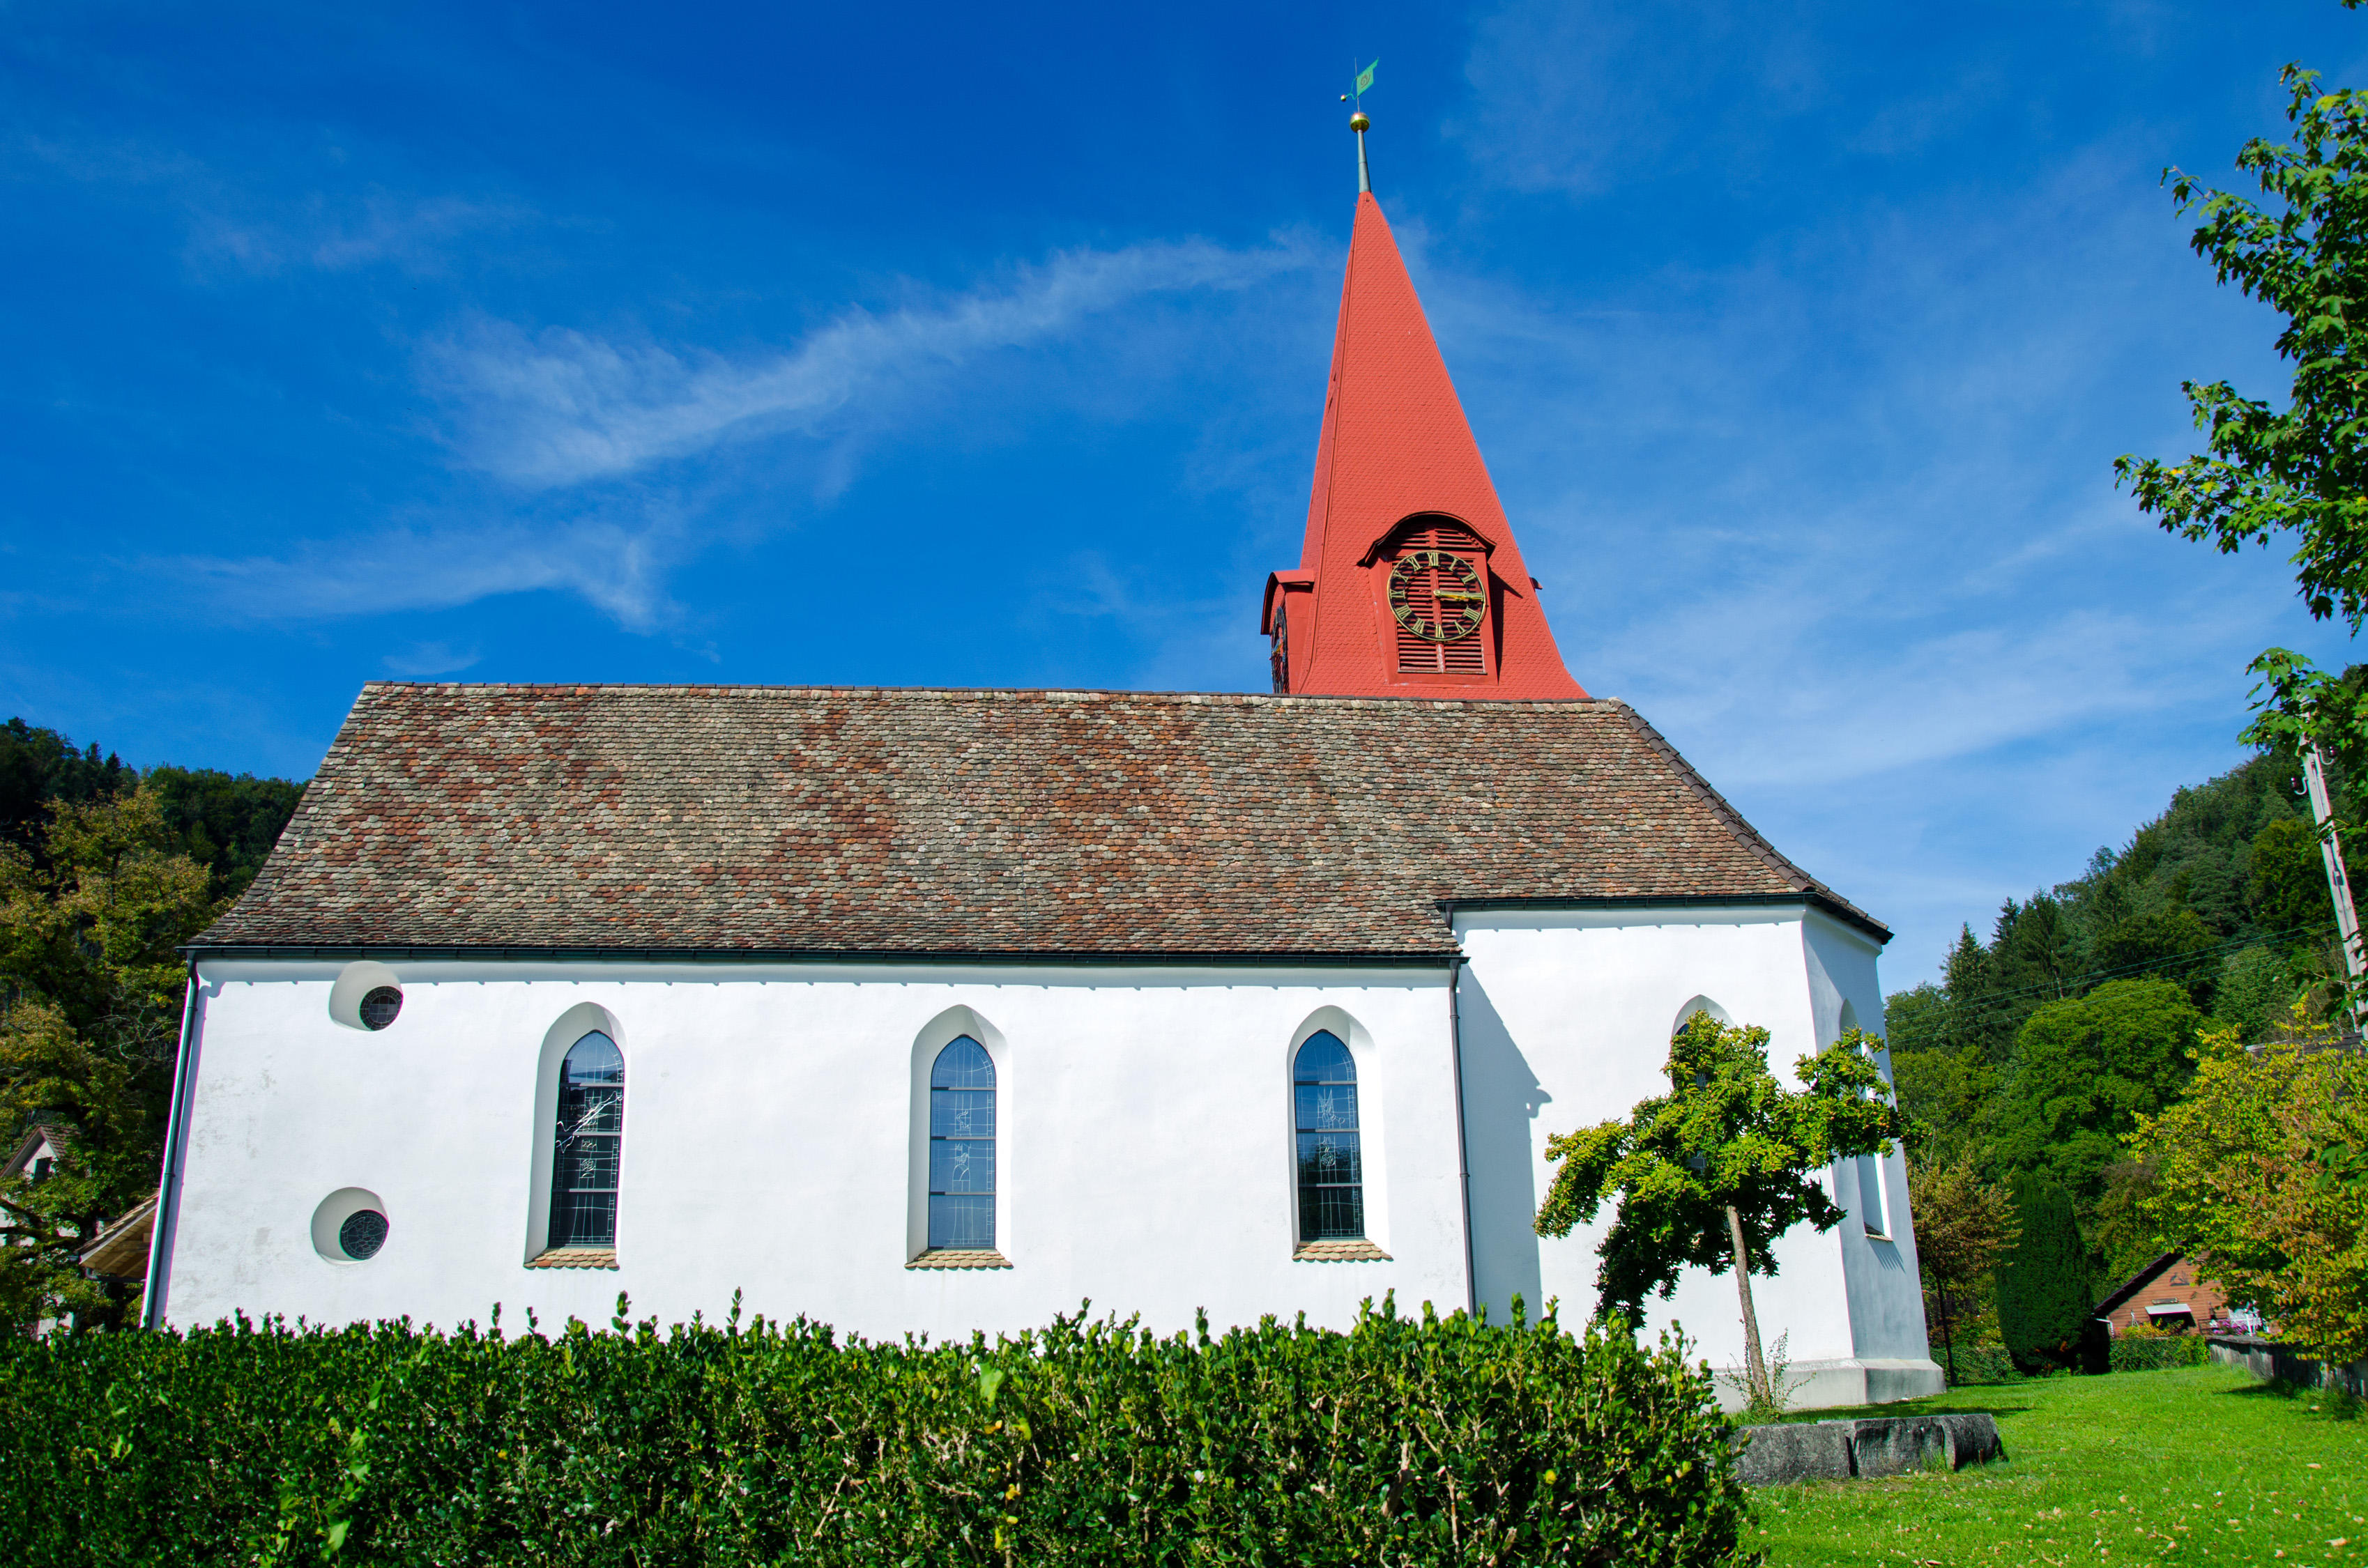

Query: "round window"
<box><xmin>359</xmin><ymin>985</ymin><xmax>403</xmax><ymax>1031</ymax></box>
<box><xmin>337</xmin><ymin>1208</ymin><xmax>390</xmax><ymax>1260</ymax></box>
<box><xmin>310</xmin><ymin>1187</ymin><xmax>389</xmax><ymax>1264</ymax></box>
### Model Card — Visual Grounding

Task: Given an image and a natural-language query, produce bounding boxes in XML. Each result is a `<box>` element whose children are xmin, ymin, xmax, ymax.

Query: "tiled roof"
<box><xmin>196</xmin><ymin>684</ymin><xmax>1884</xmax><ymax>959</ymax></box>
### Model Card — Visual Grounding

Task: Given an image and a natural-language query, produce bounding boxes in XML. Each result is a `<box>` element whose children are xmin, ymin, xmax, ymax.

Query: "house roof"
<box><xmin>192</xmin><ymin>683</ymin><xmax>1886</xmax><ymax>960</ymax></box>
<box><xmin>3</xmin><ymin>1125</ymin><xmax>61</xmax><ymax>1181</ymax></box>
<box><xmin>2093</xmin><ymin>1250</ymin><xmax>2185</xmax><ymax>1320</ymax></box>
<box><xmin>77</xmin><ymin>1192</ymin><xmax>157</xmax><ymax>1280</ymax></box>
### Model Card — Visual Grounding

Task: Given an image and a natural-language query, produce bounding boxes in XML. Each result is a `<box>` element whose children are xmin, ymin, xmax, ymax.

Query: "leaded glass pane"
<box><xmin>1292</xmin><ymin>1031</ymin><xmax>1357</xmax><ymax>1086</ymax></box>
<box><xmin>931</xmin><ymin>1037</ymin><xmax>995</xmax><ymax>1090</ymax></box>
<box><xmin>549</xmin><ymin>1031</ymin><xmax>624</xmax><ymax>1250</ymax></box>
<box><xmin>929</xmin><ymin>1194</ymin><xmax>995</xmax><ymax>1250</ymax></box>
<box><xmin>1294</xmin><ymin>1082</ymin><xmax>1359</xmax><ymax>1132</ymax></box>
<box><xmin>338</xmin><ymin>1208</ymin><xmax>389</xmax><ymax>1260</ymax></box>
<box><xmin>930</xmin><ymin>1137</ymin><xmax>996</xmax><ymax>1196</ymax></box>
<box><xmin>927</xmin><ymin>1036</ymin><xmax>995</xmax><ymax>1251</ymax></box>
<box><xmin>1292</xmin><ymin>1031</ymin><xmax>1365</xmax><ymax>1243</ymax></box>
<box><xmin>931</xmin><ymin>1087</ymin><xmax>996</xmax><ymax>1140</ymax></box>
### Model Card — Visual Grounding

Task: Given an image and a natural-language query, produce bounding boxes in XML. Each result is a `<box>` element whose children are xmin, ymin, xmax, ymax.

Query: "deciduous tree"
<box><xmin>1906</xmin><ymin>1153</ymin><xmax>2017</xmax><ymax>1385</ymax></box>
<box><xmin>0</xmin><ymin>785</ymin><xmax>219</xmax><ymax>1332</ymax></box>
<box><xmin>2134</xmin><ymin>1017</ymin><xmax>2368</xmax><ymax>1362</ymax></box>
<box><xmin>1534</xmin><ymin>1012</ymin><xmax>1903</xmax><ymax>1413</ymax></box>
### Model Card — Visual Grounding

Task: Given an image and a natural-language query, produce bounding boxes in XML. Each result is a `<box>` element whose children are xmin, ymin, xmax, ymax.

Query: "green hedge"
<box><xmin>2109</xmin><ymin>1333</ymin><xmax>2210</xmax><ymax>1373</ymax></box>
<box><xmin>1933</xmin><ymin>1342</ymin><xmax>2022</xmax><ymax>1386</ymax></box>
<box><xmin>0</xmin><ymin>1295</ymin><xmax>1755</xmax><ymax>1567</ymax></box>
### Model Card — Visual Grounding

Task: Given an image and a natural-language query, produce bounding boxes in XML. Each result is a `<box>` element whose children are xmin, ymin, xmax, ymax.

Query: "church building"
<box><xmin>145</xmin><ymin>131</ymin><xmax>1941</xmax><ymax>1409</ymax></box>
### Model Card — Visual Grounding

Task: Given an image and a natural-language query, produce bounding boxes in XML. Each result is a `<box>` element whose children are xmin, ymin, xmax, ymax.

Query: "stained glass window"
<box><xmin>549</xmin><ymin>1031</ymin><xmax>624</xmax><ymax>1250</ymax></box>
<box><xmin>929</xmin><ymin>1036</ymin><xmax>995</xmax><ymax>1250</ymax></box>
<box><xmin>1294</xmin><ymin>1031</ymin><xmax>1363</xmax><ymax>1241</ymax></box>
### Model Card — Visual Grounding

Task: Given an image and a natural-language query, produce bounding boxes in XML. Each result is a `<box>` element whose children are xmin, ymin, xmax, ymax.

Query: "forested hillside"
<box><xmin>1883</xmin><ymin>737</ymin><xmax>2361</xmax><ymax>1357</ymax></box>
<box><xmin>0</xmin><ymin>718</ymin><xmax>306</xmax><ymax>1332</ymax></box>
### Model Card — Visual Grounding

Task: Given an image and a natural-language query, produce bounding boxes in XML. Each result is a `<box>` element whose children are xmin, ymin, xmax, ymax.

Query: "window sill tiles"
<box><xmin>526</xmin><ymin>1247</ymin><xmax>619</xmax><ymax>1270</ymax></box>
<box><xmin>908</xmin><ymin>1249</ymin><xmax>1012</xmax><ymax>1270</ymax></box>
<box><xmin>1293</xmin><ymin>1240</ymin><xmax>1391</xmax><ymax>1262</ymax></box>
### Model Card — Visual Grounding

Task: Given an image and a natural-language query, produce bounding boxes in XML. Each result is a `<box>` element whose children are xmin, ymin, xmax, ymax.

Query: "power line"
<box><xmin>1890</xmin><ymin>918</ymin><xmax>2339</xmax><ymax>1036</ymax></box>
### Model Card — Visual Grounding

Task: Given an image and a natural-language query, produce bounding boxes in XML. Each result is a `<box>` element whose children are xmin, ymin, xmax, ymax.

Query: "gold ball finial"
<box><xmin>1349</xmin><ymin>110</ymin><xmax>1370</xmax><ymax>132</ymax></box>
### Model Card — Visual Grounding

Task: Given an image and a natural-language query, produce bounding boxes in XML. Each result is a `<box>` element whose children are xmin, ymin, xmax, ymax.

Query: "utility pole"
<box><xmin>2302</xmin><ymin>742</ymin><xmax>2367</xmax><ymax>995</ymax></box>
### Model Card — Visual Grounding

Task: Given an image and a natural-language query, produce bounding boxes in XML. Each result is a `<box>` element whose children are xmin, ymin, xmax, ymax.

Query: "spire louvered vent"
<box><xmin>1384</xmin><ymin>520</ymin><xmax>1489</xmax><ymax>675</ymax></box>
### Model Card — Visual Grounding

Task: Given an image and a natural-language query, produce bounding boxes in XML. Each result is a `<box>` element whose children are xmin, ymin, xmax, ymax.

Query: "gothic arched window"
<box><xmin>1293</xmin><ymin>1031</ymin><xmax>1364</xmax><ymax>1240</ymax></box>
<box><xmin>929</xmin><ymin>1036</ymin><xmax>997</xmax><ymax>1250</ymax></box>
<box><xmin>549</xmin><ymin>1031</ymin><xmax>624</xmax><ymax>1250</ymax></box>
<box><xmin>1382</xmin><ymin>517</ymin><xmax>1489</xmax><ymax>675</ymax></box>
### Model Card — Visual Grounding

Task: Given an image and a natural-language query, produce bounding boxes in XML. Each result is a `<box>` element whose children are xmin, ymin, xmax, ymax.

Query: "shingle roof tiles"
<box><xmin>197</xmin><ymin>684</ymin><xmax>1884</xmax><ymax>958</ymax></box>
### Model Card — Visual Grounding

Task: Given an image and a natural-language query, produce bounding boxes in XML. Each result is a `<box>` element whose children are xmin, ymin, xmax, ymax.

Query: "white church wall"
<box><xmin>1452</xmin><ymin>904</ymin><xmax>1940</xmax><ymax>1408</ymax></box>
<box><xmin>159</xmin><ymin>960</ymin><xmax>1470</xmax><ymax>1344</ymax></box>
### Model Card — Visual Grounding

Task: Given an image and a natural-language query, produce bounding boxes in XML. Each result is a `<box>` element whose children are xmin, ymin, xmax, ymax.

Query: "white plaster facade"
<box><xmin>151</xmin><ymin>900</ymin><xmax>1941</xmax><ymax>1408</ymax></box>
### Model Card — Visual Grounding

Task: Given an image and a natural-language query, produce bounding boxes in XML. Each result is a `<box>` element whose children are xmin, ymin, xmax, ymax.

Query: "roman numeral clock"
<box><xmin>1387</xmin><ymin>550</ymin><xmax>1486</xmax><ymax>642</ymax></box>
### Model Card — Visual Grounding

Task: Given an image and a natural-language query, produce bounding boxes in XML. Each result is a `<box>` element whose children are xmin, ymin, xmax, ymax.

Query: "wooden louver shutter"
<box><xmin>1387</xmin><ymin>521</ymin><xmax>1489</xmax><ymax>674</ymax></box>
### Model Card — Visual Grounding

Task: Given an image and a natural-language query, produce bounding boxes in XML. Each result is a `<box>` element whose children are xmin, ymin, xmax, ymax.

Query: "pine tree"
<box><xmin>1995</xmin><ymin>1173</ymin><xmax>2090</xmax><ymax>1370</ymax></box>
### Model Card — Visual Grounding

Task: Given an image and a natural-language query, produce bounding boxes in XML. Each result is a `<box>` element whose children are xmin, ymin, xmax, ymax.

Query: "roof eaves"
<box><xmin>181</xmin><ymin>941</ymin><xmax>1463</xmax><ymax>969</ymax></box>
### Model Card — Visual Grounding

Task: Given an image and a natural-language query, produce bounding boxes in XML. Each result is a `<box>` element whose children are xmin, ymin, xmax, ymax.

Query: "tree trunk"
<box><xmin>1936</xmin><ymin>1277</ymin><xmax>1957</xmax><ymax>1387</ymax></box>
<box><xmin>1726</xmin><ymin>1204</ymin><xmax>1768</xmax><ymax>1402</ymax></box>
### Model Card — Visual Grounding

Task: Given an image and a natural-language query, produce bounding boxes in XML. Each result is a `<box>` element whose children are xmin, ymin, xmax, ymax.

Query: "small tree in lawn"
<box><xmin>1907</xmin><ymin>1152</ymin><xmax>2018</xmax><ymax>1385</ymax></box>
<box><xmin>1533</xmin><ymin>1011</ymin><xmax>1904</xmax><ymax>1415</ymax></box>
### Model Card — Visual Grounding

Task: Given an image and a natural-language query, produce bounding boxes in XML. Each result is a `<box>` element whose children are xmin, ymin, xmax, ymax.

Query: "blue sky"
<box><xmin>4</xmin><ymin>1</ymin><xmax>2365</xmax><ymax>983</ymax></box>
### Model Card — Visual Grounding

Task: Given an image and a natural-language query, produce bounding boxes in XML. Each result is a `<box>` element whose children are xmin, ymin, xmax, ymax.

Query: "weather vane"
<box><xmin>1338</xmin><ymin>57</ymin><xmax>1377</xmax><ymax>193</ymax></box>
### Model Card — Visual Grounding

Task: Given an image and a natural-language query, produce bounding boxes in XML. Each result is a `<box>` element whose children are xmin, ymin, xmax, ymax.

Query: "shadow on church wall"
<box><xmin>1457</xmin><ymin>972</ymin><xmax>1550</xmax><ymax>1324</ymax></box>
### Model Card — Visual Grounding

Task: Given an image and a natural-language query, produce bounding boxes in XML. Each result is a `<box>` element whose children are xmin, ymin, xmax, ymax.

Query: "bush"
<box><xmin>2109</xmin><ymin>1333</ymin><xmax>2210</xmax><ymax>1372</ymax></box>
<box><xmin>0</xmin><ymin>1295</ymin><xmax>1755</xmax><ymax>1567</ymax></box>
<box><xmin>1934</xmin><ymin>1342</ymin><xmax>2023</xmax><ymax>1386</ymax></box>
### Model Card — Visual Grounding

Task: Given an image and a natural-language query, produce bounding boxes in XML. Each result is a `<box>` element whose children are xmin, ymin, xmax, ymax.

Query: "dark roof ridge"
<box><xmin>1612</xmin><ymin>702</ymin><xmax>1888</xmax><ymax>941</ymax></box>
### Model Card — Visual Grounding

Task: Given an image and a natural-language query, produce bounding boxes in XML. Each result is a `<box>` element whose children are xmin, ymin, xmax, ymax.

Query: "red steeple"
<box><xmin>1262</xmin><ymin>191</ymin><xmax>1586</xmax><ymax>700</ymax></box>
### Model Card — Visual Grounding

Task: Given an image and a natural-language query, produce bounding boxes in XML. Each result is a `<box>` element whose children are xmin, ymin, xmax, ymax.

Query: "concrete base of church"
<box><xmin>1709</xmin><ymin>1356</ymin><xmax>1949</xmax><ymax>1414</ymax></box>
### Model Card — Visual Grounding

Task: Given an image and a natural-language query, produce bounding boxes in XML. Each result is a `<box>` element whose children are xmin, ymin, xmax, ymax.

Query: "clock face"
<box><xmin>1387</xmin><ymin>551</ymin><xmax>1487</xmax><ymax>642</ymax></box>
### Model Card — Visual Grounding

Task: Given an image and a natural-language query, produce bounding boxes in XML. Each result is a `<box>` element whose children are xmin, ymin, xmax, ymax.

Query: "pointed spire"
<box><xmin>1261</xmin><ymin>188</ymin><xmax>1587</xmax><ymax>700</ymax></box>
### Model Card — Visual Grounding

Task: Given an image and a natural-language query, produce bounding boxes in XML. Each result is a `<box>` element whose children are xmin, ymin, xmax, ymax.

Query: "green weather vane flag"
<box><xmin>1341</xmin><ymin>58</ymin><xmax>1376</xmax><ymax>193</ymax></box>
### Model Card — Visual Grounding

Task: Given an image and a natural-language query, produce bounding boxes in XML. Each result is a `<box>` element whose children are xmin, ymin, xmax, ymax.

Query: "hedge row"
<box><xmin>0</xmin><ymin>1295</ymin><xmax>1756</xmax><ymax>1568</ymax></box>
<box><xmin>1932</xmin><ymin>1342</ymin><xmax>2022</xmax><ymax>1386</ymax></box>
<box><xmin>2109</xmin><ymin>1333</ymin><xmax>2210</xmax><ymax>1374</ymax></box>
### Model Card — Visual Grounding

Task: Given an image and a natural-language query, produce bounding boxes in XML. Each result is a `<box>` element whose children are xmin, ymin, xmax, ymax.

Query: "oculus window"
<box><xmin>1294</xmin><ymin>1031</ymin><xmax>1364</xmax><ymax>1240</ymax></box>
<box><xmin>928</xmin><ymin>1036</ymin><xmax>996</xmax><ymax>1250</ymax></box>
<box><xmin>549</xmin><ymin>1030</ymin><xmax>624</xmax><ymax>1250</ymax></box>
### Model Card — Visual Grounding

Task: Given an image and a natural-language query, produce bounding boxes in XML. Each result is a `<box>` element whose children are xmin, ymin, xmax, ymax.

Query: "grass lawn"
<box><xmin>1752</xmin><ymin>1364</ymin><xmax>2366</xmax><ymax>1566</ymax></box>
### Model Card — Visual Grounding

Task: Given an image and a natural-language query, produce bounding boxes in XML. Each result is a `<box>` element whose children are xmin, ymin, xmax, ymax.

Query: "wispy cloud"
<box><xmin>190</xmin><ymin>192</ymin><xmax>530</xmax><ymax>276</ymax></box>
<box><xmin>8</xmin><ymin>132</ymin><xmax>529</xmax><ymax>277</ymax></box>
<box><xmin>428</xmin><ymin>236</ymin><xmax>1315</xmax><ymax>487</ymax></box>
<box><xmin>381</xmin><ymin>640</ymin><xmax>483</xmax><ymax>677</ymax></box>
<box><xmin>176</xmin><ymin>514</ymin><xmax>680</xmax><ymax>630</ymax></box>
<box><xmin>169</xmin><ymin>233</ymin><xmax>1317</xmax><ymax>627</ymax></box>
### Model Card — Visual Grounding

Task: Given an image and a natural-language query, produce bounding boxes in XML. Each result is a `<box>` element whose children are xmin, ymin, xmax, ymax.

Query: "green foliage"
<box><xmin>2107</xmin><ymin>1335</ymin><xmax>2210</xmax><ymax>1374</ymax></box>
<box><xmin>2115</xmin><ymin>63</ymin><xmax>2368</xmax><ymax>633</ymax></box>
<box><xmin>1996</xmin><ymin>1175</ymin><xmax>2090</xmax><ymax>1369</ymax></box>
<box><xmin>2133</xmin><ymin>1020</ymin><xmax>2368</xmax><ymax>1362</ymax></box>
<box><xmin>144</xmin><ymin>764</ymin><xmax>305</xmax><ymax>900</ymax></box>
<box><xmin>0</xmin><ymin>720</ymin><xmax>134</xmax><ymax>863</ymax></box>
<box><xmin>1533</xmin><ymin>1015</ymin><xmax>1903</xmax><ymax>1325</ymax></box>
<box><xmin>0</xmin><ymin>787</ymin><xmax>223</xmax><ymax>1333</ymax></box>
<box><xmin>1991</xmin><ymin>979</ymin><xmax>2200</xmax><ymax>1208</ymax></box>
<box><xmin>0</xmin><ymin>1297</ymin><xmax>1757</xmax><ymax>1568</ymax></box>
<box><xmin>2208</xmin><ymin>942</ymin><xmax>2304</xmax><ymax>1040</ymax></box>
<box><xmin>1929</xmin><ymin>1342</ymin><xmax>2022</xmax><ymax>1387</ymax></box>
<box><xmin>0</xmin><ymin>717</ymin><xmax>303</xmax><ymax>902</ymax></box>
